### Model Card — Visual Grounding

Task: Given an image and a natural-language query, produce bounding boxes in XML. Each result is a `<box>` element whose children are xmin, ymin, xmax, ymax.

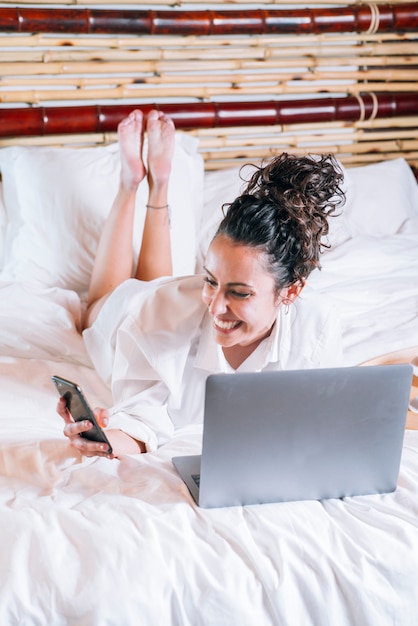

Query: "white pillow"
<box><xmin>199</xmin><ymin>158</ymin><xmax>418</xmax><ymax>263</ymax></box>
<box><xmin>197</xmin><ymin>165</ymin><xmax>250</xmax><ymax>272</ymax></box>
<box><xmin>344</xmin><ymin>158</ymin><xmax>418</xmax><ymax>236</ymax></box>
<box><xmin>0</xmin><ymin>134</ymin><xmax>204</xmax><ymax>297</ymax></box>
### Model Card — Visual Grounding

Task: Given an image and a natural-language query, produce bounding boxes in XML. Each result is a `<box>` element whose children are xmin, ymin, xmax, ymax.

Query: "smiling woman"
<box><xmin>204</xmin><ymin>236</ymin><xmax>281</xmax><ymax>335</ymax></box>
<box><xmin>202</xmin><ymin>236</ymin><xmax>284</xmax><ymax>370</ymax></box>
<box><xmin>203</xmin><ymin>152</ymin><xmax>345</xmax><ymax>368</ymax></box>
<box><xmin>57</xmin><ymin>110</ymin><xmax>346</xmax><ymax>457</ymax></box>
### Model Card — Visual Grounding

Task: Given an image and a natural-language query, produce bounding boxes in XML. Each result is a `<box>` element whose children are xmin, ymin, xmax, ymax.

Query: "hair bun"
<box><xmin>215</xmin><ymin>152</ymin><xmax>346</xmax><ymax>289</ymax></box>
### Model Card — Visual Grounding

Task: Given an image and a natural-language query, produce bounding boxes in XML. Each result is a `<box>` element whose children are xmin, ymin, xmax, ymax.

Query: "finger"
<box><xmin>56</xmin><ymin>397</ymin><xmax>74</xmax><ymax>423</ymax></box>
<box><xmin>70</xmin><ymin>436</ymin><xmax>114</xmax><ymax>459</ymax></box>
<box><xmin>63</xmin><ymin>419</ymin><xmax>93</xmax><ymax>439</ymax></box>
<box><xmin>94</xmin><ymin>408</ymin><xmax>109</xmax><ymax>429</ymax></box>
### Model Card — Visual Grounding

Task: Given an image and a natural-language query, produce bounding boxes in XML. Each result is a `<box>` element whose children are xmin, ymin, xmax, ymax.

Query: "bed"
<box><xmin>1</xmin><ymin>2</ymin><xmax>418</xmax><ymax>624</ymax></box>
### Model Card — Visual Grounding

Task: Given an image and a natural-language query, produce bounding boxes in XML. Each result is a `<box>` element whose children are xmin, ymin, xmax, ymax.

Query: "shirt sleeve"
<box><xmin>106</xmin><ymin>315</ymin><xmax>176</xmax><ymax>452</ymax></box>
<box><xmin>276</xmin><ymin>288</ymin><xmax>344</xmax><ymax>371</ymax></box>
<box><xmin>83</xmin><ymin>275</ymin><xmax>206</xmax><ymax>451</ymax></box>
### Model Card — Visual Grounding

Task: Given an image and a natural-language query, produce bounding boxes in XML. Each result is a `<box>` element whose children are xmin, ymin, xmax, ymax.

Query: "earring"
<box><xmin>284</xmin><ymin>303</ymin><xmax>290</xmax><ymax>315</ymax></box>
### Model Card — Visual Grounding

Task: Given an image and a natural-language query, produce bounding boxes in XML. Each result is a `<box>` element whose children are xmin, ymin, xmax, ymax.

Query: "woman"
<box><xmin>58</xmin><ymin>109</ymin><xmax>346</xmax><ymax>458</ymax></box>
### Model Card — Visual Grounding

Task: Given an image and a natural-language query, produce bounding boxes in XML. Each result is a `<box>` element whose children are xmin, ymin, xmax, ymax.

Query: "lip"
<box><xmin>213</xmin><ymin>317</ymin><xmax>242</xmax><ymax>333</ymax></box>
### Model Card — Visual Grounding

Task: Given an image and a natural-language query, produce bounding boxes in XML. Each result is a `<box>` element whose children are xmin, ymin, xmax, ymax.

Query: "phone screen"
<box><xmin>52</xmin><ymin>375</ymin><xmax>112</xmax><ymax>454</ymax></box>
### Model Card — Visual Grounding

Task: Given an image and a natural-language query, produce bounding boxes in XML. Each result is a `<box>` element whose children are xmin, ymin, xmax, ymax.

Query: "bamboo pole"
<box><xmin>0</xmin><ymin>133</ymin><xmax>116</xmax><ymax>148</ymax></box>
<box><xmin>1</xmin><ymin>48</ymin><xmax>418</xmax><ymax>77</ymax></box>
<box><xmin>0</xmin><ymin>0</ymin><xmax>412</xmax><ymax>6</ymax></box>
<box><xmin>2</xmin><ymin>68</ymin><xmax>417</xmax><ymax>88</ymax></box>
<box><xmin>1</xmin><ymin>31</ymin><xmax>417</xmax><ymax>49</ymax></box>
<box><xmin>2</xmin><ymin>81</ymin><xmax>417</xmax><ymax>104</ymax></box>
<box><xmin>340</xmin><ymin>152</ymin><xmax>418</xmax><ymax>164</ymax></box>
<box><xmin>2</xmin><ymin>96</ymin><xmax>417</xmax><ymax>136</ymax></box>
<box><xmin>198</xmin><ymin>138</ymin><xmax>418</xmax><ymax>161</ymax></box>
<box><xmin>1</xmin><ymin>5</ymin><xmax>417</xmax><ymax>36</ymax></box>
<box><xmin>203</xmin><ymin>155</ymin><xmax>418</xmax><ymax>170</ymax></box>
<box><xmin>1</xmin><ymin>121</ymin><xmax>416</xmax><ymax>150</ymax></box>
<box><xmin>190</xmin><ymin>116</ymin><xmax>418</xmax><ymax>136</ymax></box>
<box><xmin>1</xmin><ymin>41</ymin><xmax>417</xmax><ymax>64</ymax></box>
<box><xmin>1</xmin><ymin>57</ymin><xmax>417</xmax><ymax>77</ymax></box>
<box><xmin>200</xmin><ymin>149</ymin><xmax>418</xmax><ymax>169</ymax></box>
<box><xmin>356</xmin><ymin>116</ymin><xmax>418</xmax><ymax>129</ymax></box>
<box><xmin>201</xmin><ymin>149</ymin><xmax>418</xmax><ymax>165</ymax></box>
<box><xmin>1</xmin><ymin>116</ymin><xmax>415</xmax><ymax>147</ymax></box>
<box><xmin>196</xmin><ymin>129</ymin><xmax>418</xmax><ymax>150</ymax></box>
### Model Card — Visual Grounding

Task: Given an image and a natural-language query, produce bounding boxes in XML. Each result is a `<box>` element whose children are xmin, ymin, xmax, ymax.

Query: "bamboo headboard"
<box><xmin>1</xmin><ymin>1</ymin><xmax>417</xmax><ymax>172</ymax></box>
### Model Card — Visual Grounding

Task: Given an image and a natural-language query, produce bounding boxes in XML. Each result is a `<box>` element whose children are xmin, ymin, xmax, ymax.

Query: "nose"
<box><xmin>208</xmin><ymin>290</ymin><xmax>228</xmax><ymax>316</ymax></box>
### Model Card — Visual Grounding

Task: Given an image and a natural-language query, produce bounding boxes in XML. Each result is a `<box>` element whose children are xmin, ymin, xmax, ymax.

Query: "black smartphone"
<box><xmin>52</xmin><ymin>375</ymin><xmax>112</xmax><ymax>454</ymax></box>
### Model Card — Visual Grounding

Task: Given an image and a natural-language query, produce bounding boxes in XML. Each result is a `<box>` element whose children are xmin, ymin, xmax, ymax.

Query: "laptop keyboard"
<box><xmin>192</xmin><ymin>474</ymin><xmax>201</xmax><ymax>487</ymax></box>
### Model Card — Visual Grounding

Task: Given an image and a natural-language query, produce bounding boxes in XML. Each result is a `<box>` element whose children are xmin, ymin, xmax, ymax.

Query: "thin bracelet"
<box><xmin>146</xmin><ymin>203</ymin><xmax>172</xmax><ymax>227</ymax></box>
<box><xmin>146</xmin><ymin>203</ymin><xmax>169</xmax><ymax>210</ymax></box>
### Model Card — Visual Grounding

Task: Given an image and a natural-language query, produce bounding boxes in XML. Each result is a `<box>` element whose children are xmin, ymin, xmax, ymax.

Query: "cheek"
<box><xmin>201</xmin><ymin>286</ymin><xmax>211</xmax><ymax>307</ymax></box>
<box><xmin>232</xmin><ymin>301</ymin><xmax>253</xmax><ymax>322</ymax></box>
<box><xmin>248</xmin><ymin>300</ymin><xmax>278</xmax><ymax>326</ymax></box>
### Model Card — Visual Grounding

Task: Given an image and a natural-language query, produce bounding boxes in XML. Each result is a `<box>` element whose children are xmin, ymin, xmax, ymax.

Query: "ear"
<box><xmin>277</xmin><ymin>280</ymin><xmax>305</xmax><ymax>306</ymax></box>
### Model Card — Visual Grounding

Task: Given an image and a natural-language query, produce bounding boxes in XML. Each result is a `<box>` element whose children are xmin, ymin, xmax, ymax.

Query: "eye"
<box><xmin>230</xmin><ymin>290</ymin><xmax>251</xmax><ymax>299</ymax></box>
<box><xmin>203</xmin><ymin>276</ymin><xmax>217</xmax><ymax>288</ymax></box>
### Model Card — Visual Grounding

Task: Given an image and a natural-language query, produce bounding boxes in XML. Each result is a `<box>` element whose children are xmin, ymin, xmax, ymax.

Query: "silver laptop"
<box><xmin>172</xmin><ymin>364</ymin><xmax>412</xmax><ymax>508</ymax></box>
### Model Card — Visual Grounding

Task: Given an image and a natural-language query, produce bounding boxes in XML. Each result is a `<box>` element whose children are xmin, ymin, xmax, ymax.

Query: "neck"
<box><xmin>222</xmin><ymin>323</ymin><xmax>276</xmax><ymax>370</ymax></box>
<box><xmin>222</xmin><ymin>343</ymin><xmax>260</xmax><ymax>370</ymax></box>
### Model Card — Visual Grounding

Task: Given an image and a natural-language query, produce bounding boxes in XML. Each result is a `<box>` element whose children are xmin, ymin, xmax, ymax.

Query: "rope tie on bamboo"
<box><xmin>353</xmin><ymin>93</ymin><xmax>366</xmax><ymax>123</ymax></box>
<box><xmin>352</xmin><ymin>92</ymin><xmax>379</xmax><ymax>123</ymax></box>
<box><xmin>366</xmin><ymin>92</ymin><xmax>379</xmax><ymax>122</ymax></box>
<box><xmin>365</xmin><ymin>3</ymin><xmax>380</xmax><ymax>36</ymax></box>
<box><xmin>352</xmin><ymin>91</ymin><xmax>379</xmax><ymax>122</ymax></box>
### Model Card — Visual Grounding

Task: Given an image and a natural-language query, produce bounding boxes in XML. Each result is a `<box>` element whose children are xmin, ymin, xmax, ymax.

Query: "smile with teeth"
<box><xmin>214</xmin><ymin>317</ymin><xmax>241</xmax><ymax>331</ymax></box>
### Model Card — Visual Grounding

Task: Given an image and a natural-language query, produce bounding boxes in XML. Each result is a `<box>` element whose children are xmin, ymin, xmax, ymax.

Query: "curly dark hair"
<box><xmin>213</xmin><ymin>153</ymin><xmax>346</xmax><ymax>291</ymax></box>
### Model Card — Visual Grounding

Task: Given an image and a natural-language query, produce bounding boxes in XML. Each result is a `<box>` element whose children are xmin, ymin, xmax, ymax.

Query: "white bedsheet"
<box><xmin>309</xmin><ymin>232</ymin><xmax>418</xmax><ymax>365</ymax></box>
<box><xmin>0</xmin><ymin>352</ymin><xmax>417</xmax><ymax>625</ymax></box>
<box><xmin>0</xmin><ymin>225</ymin><xmax>418</xmax><ymax>624</ymax></box>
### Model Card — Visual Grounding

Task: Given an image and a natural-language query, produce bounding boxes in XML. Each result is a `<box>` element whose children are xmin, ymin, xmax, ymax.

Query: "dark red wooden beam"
<box><xmin>1</xmin><ymin>94</ymin><xmax>417</xmax><ymax>138</ymax></box>
<box><xmin>0</xmin><ymin>4</ymin><xmax>417</xmax><ymax>35</ymax></box>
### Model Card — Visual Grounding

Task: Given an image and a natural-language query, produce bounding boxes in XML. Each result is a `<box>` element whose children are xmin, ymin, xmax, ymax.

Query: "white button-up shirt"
<box><xmin>84</xmin><ymin>275</ymin><xmax>342</xmax><ymax>451</ymax></box>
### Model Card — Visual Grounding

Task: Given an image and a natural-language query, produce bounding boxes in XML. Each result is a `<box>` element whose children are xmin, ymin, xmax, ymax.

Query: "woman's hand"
<box><xmin>57</xmin><ymin>397</ymin><xmax>146</xmax><ymax>458</ymax></box>
<box><xmin>57</xmin><ymin>397</ymin><xmax>114</xmax><ymax>458</ymax></box>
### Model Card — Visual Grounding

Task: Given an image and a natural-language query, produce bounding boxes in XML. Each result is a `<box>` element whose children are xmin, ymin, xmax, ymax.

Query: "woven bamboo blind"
<box><xmin>0</xmin><ymin>2</ymin><xmax>417</xmax><ymax>170</ymax></box>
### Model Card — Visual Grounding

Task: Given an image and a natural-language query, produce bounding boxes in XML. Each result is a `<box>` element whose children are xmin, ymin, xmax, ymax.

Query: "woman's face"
<box><xmin>202</xmin><ymin>234</ymin><xmax>285</xmax><ymax>350</ymax></box>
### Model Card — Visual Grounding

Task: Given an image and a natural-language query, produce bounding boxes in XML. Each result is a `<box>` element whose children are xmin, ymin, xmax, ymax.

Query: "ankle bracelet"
<box><xmin>146</xmin><ymin>203</ymin><xmax>169</xmax><ymax>210</ymax></box>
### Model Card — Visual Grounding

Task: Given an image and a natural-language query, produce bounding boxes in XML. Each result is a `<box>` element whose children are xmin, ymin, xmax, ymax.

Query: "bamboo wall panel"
<box><xmin>0</xmin><ymin>2</ymin><xmax>417</xmax><ymax>171</ymax></box>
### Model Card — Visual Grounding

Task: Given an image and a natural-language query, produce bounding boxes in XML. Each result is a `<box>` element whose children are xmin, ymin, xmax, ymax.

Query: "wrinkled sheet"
<box><xmin>309</xmin><ymin>232</ymin><xmax>418</xmax><ymax>365</ymax></box>
<box><xmin>0</xmin><ymin>228</ymin><xmax>418</xmax><ymax>625</ymax></box>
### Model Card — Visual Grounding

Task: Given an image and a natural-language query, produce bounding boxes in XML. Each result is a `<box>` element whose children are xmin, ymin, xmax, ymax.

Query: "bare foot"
<box><xmin>118</xmin><ymin>110</ymin><xmax>146</xmax><ymax>189</ymax></box>
<box><xmin>146</xmin><ymin>110</ymin><xmax>175</xmax><ymax>187</ymax></box>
